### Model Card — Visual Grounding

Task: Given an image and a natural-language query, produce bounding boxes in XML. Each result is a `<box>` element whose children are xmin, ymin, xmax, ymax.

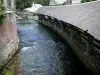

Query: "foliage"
<box><xmin>0</xmin><ymin>15</ymin><xmax>4</xmax><ymax>24</ymax></box>
<box><xmin>16</xmin><ymin>0</ymin><xmax>49</xmax><ymax>11</ymax></box>
<box><xmin>81</xmin><ymin>0</ymin><xmax>96</xmax><ymax>3</ymax></box>
<box><xmin>5</xmin><ymin>71</ymin><xmax>13</xmax><ymax>75</ymax></box>
<box><xmin>33</xmin><ymin>0</ymin><xmax>49</xmax><ymax>6</ymax></box>
<box><xmin>0</xmin><ymin>0</ymin><xmax>4</xmax><ymax>24</ymax></box>
<box><xmin>0</xmin><ymin>0</ymin><xmax>4</xmax><ymax>16</ymax></box>
<box><xmin>16</xmin><ymin>0</ymin><xmax>32</xmax><ymax>10</ymax></box>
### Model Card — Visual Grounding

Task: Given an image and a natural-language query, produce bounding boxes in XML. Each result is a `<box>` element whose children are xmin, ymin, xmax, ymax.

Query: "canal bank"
<box><xmin>35</xmin><ymin>2</ymin><xmax>100</xmax><ymax>74</ymax></box>
<box><xmin>0</xmin><ymin>0</ymin><xmax>19</xmax><ymax>72</ymax></box>
<box><xmin>0</xmin><ymin>11</ymin><xmax>19</xmax><ymax>72</ymax></box>
<box><xmin>37</xmin><ymin>16</ymin><xmax>98</xmax><ymax>75</ymax></box>
<box><xmin>1</xmin><ymin>19</ymin><xmax>94</xmax><ymax>75</ymax></box>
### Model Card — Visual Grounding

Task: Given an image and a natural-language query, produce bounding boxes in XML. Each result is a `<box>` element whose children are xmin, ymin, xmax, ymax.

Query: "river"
<box><xmin>1</xmin><ymin>18</ymin><xmax>93</xmax><ymax>75</ymax></box>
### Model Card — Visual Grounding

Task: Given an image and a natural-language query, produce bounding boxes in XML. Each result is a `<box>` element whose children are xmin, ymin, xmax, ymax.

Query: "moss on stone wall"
<box><xmin>0</xmin><ymin>0</ymin><xmax>4</xmax><ymax>24</ymax></box>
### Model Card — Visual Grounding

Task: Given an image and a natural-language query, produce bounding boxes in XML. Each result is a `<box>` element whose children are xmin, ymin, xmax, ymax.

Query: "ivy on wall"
<box><xmin>0</xmin><ymin>0</ymin><xmax>4</xmax><ymax>24</ymax></box>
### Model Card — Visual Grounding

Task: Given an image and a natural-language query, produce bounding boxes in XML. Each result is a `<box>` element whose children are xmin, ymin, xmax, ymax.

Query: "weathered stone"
<box><xmin>36</xmin><ymin>1</ymin><xmax>100</xmax><ymax>41</ymax></box>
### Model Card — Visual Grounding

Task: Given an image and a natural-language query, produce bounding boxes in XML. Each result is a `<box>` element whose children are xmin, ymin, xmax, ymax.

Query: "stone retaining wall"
<box><xmin>38</xmin><ymin>14</ymin><xmax>100</xmax><ymax>75</ymax></box>
<box><xmin>0</xmin><ymin>14</ymin><xmax>19</xmax><ymax>71</ymax></box>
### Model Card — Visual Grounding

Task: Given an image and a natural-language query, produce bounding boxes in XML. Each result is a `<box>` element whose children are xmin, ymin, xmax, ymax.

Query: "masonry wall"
<box><xmin>38</xmin><ymin>14</ymin><xmax>100</xmax><ymax>75</ymax></box>
<box><xmin>0</xmin><ymin>12</ymin><xmax>19</xmax><ymax>70</ymax></box>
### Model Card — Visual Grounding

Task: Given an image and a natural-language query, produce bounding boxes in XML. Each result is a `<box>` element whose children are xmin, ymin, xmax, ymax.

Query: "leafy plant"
<box><xmin>5</xmin><ymin>71</ymin><xmax>13</xmax><ymax>75</ymax></box>
<box><xmin>81</xmin><ymin>0</ymin><xmax>96</xmax><ymax>3</ymax></box>
<box><xmin>16</xmin><ymin>0</ymin><xmax>49</xmax><ymax>10</ymax></box>
<box><xmin>0</xmin><ymin>0</ymin><xmax>4</xmax><ymax>24</ymax></box>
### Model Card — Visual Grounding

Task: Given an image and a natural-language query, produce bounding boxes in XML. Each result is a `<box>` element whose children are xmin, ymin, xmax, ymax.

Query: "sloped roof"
<box><xmin>35</xmin><ymin>1</ymin><xmax>100</xmax><ymax>41</ymax></box>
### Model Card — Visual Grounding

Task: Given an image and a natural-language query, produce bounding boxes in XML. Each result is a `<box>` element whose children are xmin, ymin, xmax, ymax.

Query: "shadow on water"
<box><xmin>37</xmin><ymin>23</ymin><xmax>94</xmax><ymax>75</ymax></box>
<box><xmin>0</xmin><ymin>18</ymin><xmax>94</xmax><ymax>75</ymax></box>
<box><xmin>37</xmin><ymin>24</ymin><xmax>65</xmax><ymax>43</ymax></box>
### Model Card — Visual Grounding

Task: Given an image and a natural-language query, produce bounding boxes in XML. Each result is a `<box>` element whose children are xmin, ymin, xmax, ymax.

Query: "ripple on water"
<box><xmin>19</xmin><ymin>40</ymin><xmax>74</xmax><ymax>75</ymax></box>
<box><xmin>16</xmin><ymin>19</ymin><xmax>93</xmax><ymax>75</ymax></box>
<box><xmin>0</xmin><ymin>19</ymin><xmax>93</xmax><ymax>75</ymax></box>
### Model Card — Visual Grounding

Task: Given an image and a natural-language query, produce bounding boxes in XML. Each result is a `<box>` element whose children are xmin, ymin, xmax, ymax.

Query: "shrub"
<box><xmin>0</xmin><ymin>0</ymin><xmax>4</xmax><ymax>24</ymax></box>
<box><xmin>81</xmin><ymin>0</ymin><xmax>96</xmax><ymax>3</ymax></box>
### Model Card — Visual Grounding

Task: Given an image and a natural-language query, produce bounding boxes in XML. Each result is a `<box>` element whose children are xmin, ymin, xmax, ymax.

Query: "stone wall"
<box><xmin>38</xmin><ymin>14</ymin><xmax>100</xmax><ymax>75</ymax></box>
<box><xmin>36</xmin><ymin>1</ymin><xmax>100</xmax><ymax>41</ymax></box>
<box><xmin>0</xmin><ymin>13</ymin><xmax>19</xmax><ymax>70</ymax></box>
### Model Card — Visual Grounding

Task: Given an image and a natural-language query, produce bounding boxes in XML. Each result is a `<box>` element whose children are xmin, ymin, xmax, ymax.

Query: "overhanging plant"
<box><xmin>81</xmin><ymin>0</ymin><xmax>96</xmax><ymax>3</ymax></box>
<box><xmin>0</xmin><ymin>0</ymin><xmax>4</xmax><ymax>25</ymax></box>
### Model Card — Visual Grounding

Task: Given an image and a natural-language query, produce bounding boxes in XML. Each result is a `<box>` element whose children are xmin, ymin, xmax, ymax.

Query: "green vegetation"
<box><xmin>81</xmin><ymin>0</ymin><xmax>96</xmax><ymax>3</ymax></box>
<box><xmin>0</xmin><ymin>0</ymin><xmax>4</xmax><ymax>24</ymax></box>
<box><xmin>33</xmin><ymin>0</ymin><xmax>49</xmax><ymax>6</ymax></box>
<box><xmin>5</xmin><ymin>71</ymin><xmax>13</xmax><ymax>75</ymax></box>
<box><xmin>16</xmin><ymin>0</ymin><xmax>32</xmax><ymax>10</ymax></box>
<box><xmin>16</xmin><ymin>0</ymin><xmax>49</xmax><ymax>10</ymax></box>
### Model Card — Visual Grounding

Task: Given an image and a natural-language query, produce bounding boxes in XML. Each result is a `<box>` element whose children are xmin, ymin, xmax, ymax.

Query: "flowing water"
<box><xmin>1</xmin><ymin>18</ymin><xmax>93</xmax><ymax>75</ymax></box>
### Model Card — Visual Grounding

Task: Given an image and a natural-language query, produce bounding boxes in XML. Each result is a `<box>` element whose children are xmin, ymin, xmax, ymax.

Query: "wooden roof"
<box><xmin>35</xmin><ymin>1</ymin><xmax>100</xmax><ymax>40</ymax></box>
